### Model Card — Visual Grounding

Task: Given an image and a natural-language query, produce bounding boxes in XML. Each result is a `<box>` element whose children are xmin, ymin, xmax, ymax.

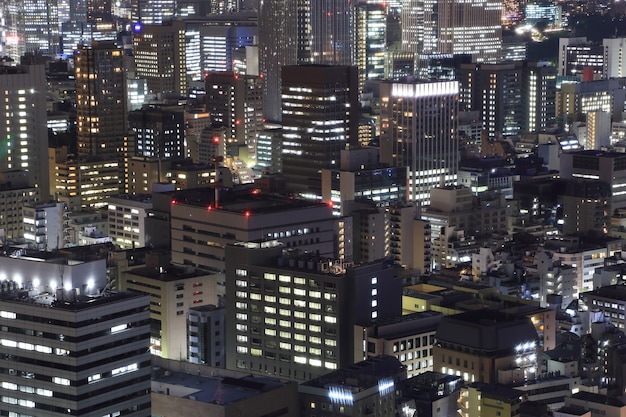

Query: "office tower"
<box><xmin>523</xmin><ymin>62</ymin><xmax>557</xmax><ymax>134</ymax></box>
<box><xmin>133</xmin><ymin>21</ymin><xmax>187</xmax><ymax>95</ymax></box>
<box><xmin>50</xmin><ymin>146</ymin><xmax>121</xmax><ymax>210</ymax></box>
<box><xmin>256</xmin><ymin>123</ymin><xmax>283</xmax><ymax>173</ymax></box>
<box><xmin>379</xmin><ymin>80</ymin><xmax>459</xmax><ymax>204</ymax></box>
<box><xmin>410</xmin><ymin>0</ymin><xmax>502</xmax><ymax>63</ymax></box>
<box><xmin>167</xmin><ymin>188</ymin><xmax>346</xmax><ymax>294</ymax></box>
<box><xmin>281</xmin><ymin>65</ymin><xmax>359</xmax><ymax>200</ymax></box>
<box><xmin>457</xmin><ymin>62</ymin><xmax>523</xmax><ymax>138</ymax></box>
<box><xmin>131</xmin><ymin>0</ymin><xmax>176</xmax><ymax>24</ymax></box>
<box><xmin>205</xmin><ymin>71</ymin><xmax>264</xmax><ymax>164</ymax></box>
<box><xmin>259</xmin><ymin>0</ymin><xmax>354</xmax><ymax>121</ymax></box>
<box><xmin>558</xmin><ymin>37</ymin><xmax>604</xmax><ymax>78</ymax></box>
<box><xmin>225</xmin><ymin>241</ymin><xmax>401</xmax><ymax>381</ymax></box>
<box><xmin>355</xmin><ymin>1</ymin><xmax>387</xmax><ymax>91</ymax></box>
<box><xmin>22</xmin><ymin>0</ymin><xmax>60</xmax><ymax>55</ymax></box>
<box><xmin>434</xmin><ymin>310</ymin><xmax>539</xmax><ymax>383</ymax></box>
<box><xmin>75</xmin><ymin>41</ymin><xmax>129</xmax><ymax>195</ymax></box>
<box><xmin>0</xmin><ymin>65</ymin><xmax>49</xmax><ymax>200</ymax></box>
<box><xmin>191</xmin><ymin>21</ymin><xmax>257</xmax><ymax>74</ymax></box>
<box><xmin>128</xmin><ymin>107</ymin><xmax>185</xmax><ymax>159</ymax></box>
<box><xmin>87</xmin><ymin>0</ymin><xmax>112</xmax><ymax>16</ymax></box>
<box><xmin>2</xmin><ymin>0</ymin><xmax>60</xmax><ymax>58</ymax></box>
<box><xmin>0</xmin><ymin>288</ymin><xmax>151</xmax><ymax>417</ymax></box>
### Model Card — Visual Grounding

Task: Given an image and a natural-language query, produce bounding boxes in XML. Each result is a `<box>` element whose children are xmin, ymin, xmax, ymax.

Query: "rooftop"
<box><xmin>302</xmin><ymin>356</ymin><xmax>405</xmax><ymax>391</ymax></box>
<box><xmin>152</xmin><ymin>371</ymin><xmax>290</xmax><ymax>406</ymax></box>
<box><xmin>571</xmin><ymin>391</ymin><xmax>626</xmax><ymax>408</ymax></box>
<box><xmin>168</xmin><ymin>187</ymin><xmax>330</xmax><ymax>215</ymax></box>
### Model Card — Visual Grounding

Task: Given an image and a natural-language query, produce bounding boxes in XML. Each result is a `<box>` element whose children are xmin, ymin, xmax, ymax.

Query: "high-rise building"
<box><xmin>457</xmin><ymin>62</ymin><xmax>524</xmax><ymax>138</ymax></box>
<box><xmin>523</xmin><ymin>62</ymin><xmax>557</xmax><ymax>134</ymax></box>
<box><xmin>281</xmin><ymin>65</ymin><xmax>359</xmax><ymax>199</ymax></box>
<box><xmin>75</xmin><ymin>41</ymin><xmax>128</xmax><ymax>162</ymax></box>
<box><xmin>410</xmin><ymin>0</ymin><xmax>502</xmax><ymax>63</ymax></box>
<box><xmin>225</xmin><ymin>240</ymin><xmax>401</xmax><ymax>381</ymax></box>
<box><xmin>355</xmin><ymin>1</ymin><xmax>387</xmax><ymax>91</ymax></box>
<box><xmin>258</xmin><ymin>0</ymin><xmax>301</xmax><ymax>122</ymax></box>
<box><xmin>558</xmin><ymin>37</ymin><xmax>604</xmax><ymax>78</ymax></box>
<box><xmin>259</xmin><ymin>0</ymin><xmax>355</xmax><ymax>121</ymax></box>
<box><xmin>166</xmin><ymin>188</ymin><xmax>347</xmax><ymax>294</ymax></box>
<box><xmin>75</xmin><ymin>41</ymin><xmax>130</xmax><ymax>195</ymax></box>
<box><xmin>205</xmin><ymin>71</ymin><xmax>263</xmax><ymax>164</ymax></box>
<box><xmin>49</xmin><ymin>146</ymin><xmax>122</xmax><ymax>210</ymax></box>
<box><xmin>0</xmin><ymin>288</ymin><xmax>151</xmax><ymax>417</ymax></box>
<box><xmin>379</xmin><ymin>80</ymin><xmax>459</xmax><ymax>204</ymax></box>
<box><xmin>133</xmin><ymin>21</ymin><xmax>187</xmax><ymax>95</ymax></box>
<box><xmin>0</xmin><ymin>64</ymin><xmax>49</xmax><ymax>200</ymax></box>
<box><xmin>131</xmin><ymin>0</ymin><xmax>176</xmax><ymax>24</ymax></box>
<box><xmin>2</xmin><ymin>0</ymin><xmax>60</xmax><ymax>58</ymax></box>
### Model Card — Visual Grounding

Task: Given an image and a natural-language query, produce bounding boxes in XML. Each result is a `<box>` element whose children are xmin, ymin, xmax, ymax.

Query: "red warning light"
<box><xmin>213</xmin><ymin>136</ymin><xmax>220</xmax><ymax>144</ymax></box>
<box><xmin>244</xmin><ymin>210</ymin><xmax>251</xmax><ymax>217</ymax></box>
<box><xmin>327</xmin><ymin>200</ymin><xmax>334</xmax><ymax>208</ymax></box>
<box><xmin>171</xmin><ymin>199</ymin><xmax>177</xmax><ymax>205</ymax></box>
<box><xmin>207</xmin><ymin>205</ymin><xmax>212</xmax><ymax>211</ymax></box>
<box><xmin>251</xmin><ymin>189</ymin><xmax>260</xmax><ymax>195</ymax></box>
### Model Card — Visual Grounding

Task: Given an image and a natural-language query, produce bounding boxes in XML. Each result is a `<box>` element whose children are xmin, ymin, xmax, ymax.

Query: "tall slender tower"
<box><xmin>379</xmin><ymin>80</ymin><xmax>459</xmax><ymax>204</ymax></box>
<box><xmin>75</xmin><ymin>41</ymin><xmax>127</xmax><ymax>162</ymax></box>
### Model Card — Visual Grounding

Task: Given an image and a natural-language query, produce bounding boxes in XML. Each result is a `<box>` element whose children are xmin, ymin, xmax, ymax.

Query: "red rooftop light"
<box><xmin>244</xmin><ymin>210</ymin><xmax>251</xmax><ymax>217</ymax></box>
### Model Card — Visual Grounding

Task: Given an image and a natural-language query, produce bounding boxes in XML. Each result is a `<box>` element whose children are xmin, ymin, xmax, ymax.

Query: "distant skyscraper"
<box><xmin>75</xmin><ymin>41</ymin><xmax>130</xmax><ymax>198</ymax></box>
<box><xmin>0</xmin><ymin>64</ymin><xmax>49</xmax><ymax>199</ymax></box>
<box><xmin>281</xmin><ymin>65</ymin><xmax>359</xmax><ymax>199</ymax></box>
<box><xmin>523</xmin><ymin>61</ymin><xmax>557</xmax><ymax>134</ymax></box>
<box><xmin>258</xmin><ymin>0</ymin><xmax>301</xmax><ymax>121</ymax></box>
<box><xmin>355</xmin><ymin>0</ymin><xmax>387</xmax><ymax>91</ymax></box>
<box><xmin>133</xmin><ymin>21</ymin><xmax>187</xmax><ymax>95</ymax></box>
<box><xmin>380</xmin><ymin>80</ymin><xmax>459</xmax><ymax>204</ymax></box>
<box><xmin>259</xmin><ymin>0</ymin><xmax>356</xmax><ymax>121</ymax></box>
<box><xmin>3</xmin><ymin>0</ymin><xmax>60</xmax><ymax>58</ymax></box>
<box><xmin>131</xmin><ymin>0</ymin><xmax>176</xmax><ymax>24</ymax></box>
<box><xmin>205</xmin><ymin>71</ymin><xmax>263</xmax><ymax>164</ymax></box>
<box><xmin>414</xmin><ymin>0</ymin><xmax>502</xmax><ymax>63</ymax></box>
<box><xmin>75</xmin><ymin>41</ymin><xmax>127</xmax><ymax>162</ymax></box>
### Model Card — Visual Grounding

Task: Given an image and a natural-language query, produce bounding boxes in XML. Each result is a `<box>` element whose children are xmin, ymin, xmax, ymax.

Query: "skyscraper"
<box><xmin>75</xmin><ymin>41</ymin><xmax>129</xmax><ymax>162</ymax></box>
<box><xmin>406</xmin><ymin>0</ymin><xmax>502</xmax><ymax>63</ymax></box>
<box><xmin>355</xmin><ymin>0</ymin><xmax>387</xmax><ymax>90</ymax></box>
<box><xmin>133</xmin><ymin>21</ymin><xmax>187</xmax><ymax>95</ymax></box>
<box><xmin>0</xmin><ymin>64</ymin><xmax>49</xmax><ymax>199</ymax></box>
<box><xmin>2</xmin><ymin>0</ymin><xmax>60</xmax><ymax>58</ymax></box>
<box><xmin>258</xmin><ymin>0</ymin><xmax>356</xmax><ymax>121</ymax></box>
<box><xmin>379</xmin><ymin>80</ymin><xmax>459</xmax><ymax>204</ymax></box>
<box><xmin>281</xmin><ymin>65</ymin><xmax>359</xmax><ymax>199</ymax></box>
<box><xmin>258</xmin><ymin>0</ymin><xmax>301</xmax><ymax>122</ymax></box>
